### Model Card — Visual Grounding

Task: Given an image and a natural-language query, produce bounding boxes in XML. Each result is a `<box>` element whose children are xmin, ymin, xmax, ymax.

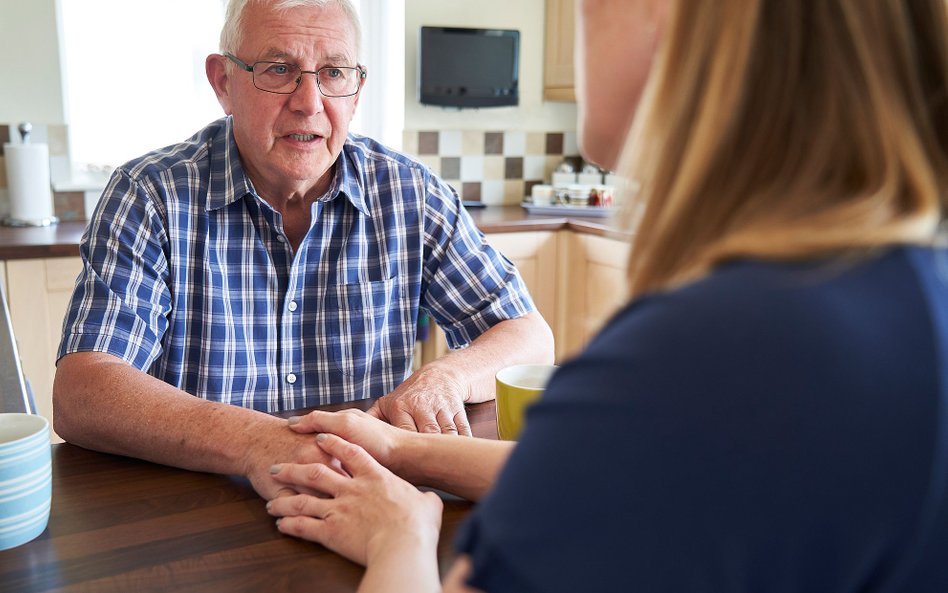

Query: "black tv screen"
<box><xmin>418</xmin><ymin>26</ymin><xmax>520</xmax><ymax>108</ymax></box>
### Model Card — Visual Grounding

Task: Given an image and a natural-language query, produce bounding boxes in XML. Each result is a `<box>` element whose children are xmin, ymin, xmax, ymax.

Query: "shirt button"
<box><xmin>288</xmin><ymin>301</ymin><xmax>298</xmax><ymax>312</ymax></box>
<box><xmin>286</xmin><ymin>373</ymin><xmax>297</xmax><ymax>384</ymax></box>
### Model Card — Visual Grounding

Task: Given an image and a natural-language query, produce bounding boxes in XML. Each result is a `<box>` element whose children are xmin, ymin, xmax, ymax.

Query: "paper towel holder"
<box><xmin>2</xmin><ymin>122</ymin><xmax>59</xmax><ymax>228</ymax></box>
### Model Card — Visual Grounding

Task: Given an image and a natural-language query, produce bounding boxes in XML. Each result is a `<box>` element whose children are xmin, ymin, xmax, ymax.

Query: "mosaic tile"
<box><xmin>418</xmin><ymin>131</ymin><xmax>439</xmax><ymax>155</ymax></box>
<box><xmin>440</xmin><ymin>157</ymin><xmax>460</xmax><ymax>180</ymax></box>
<box><xmin>461</xmin><ymin>181</ymin><xmax>481</xmax><ymax>202</ymax></box>
<box><xmin>524</xmin><ymin>179</ymin><xmax>544</xmax><ymax>199</ymax></box>
<box><xmin>49</xmin><ymin>155</ymin><xmax>71</xmax><ymax>184</ymax></box>
<box><xmin>526</xmin><ymin>132</ymin><xmax>545</xmax><ymax>155</ymax></box>
<box><xmin>47</xmin><ymin>125</ymin><xmax>69</xmax><ymax>156</ymax></box>
<box><xmin>53</xmin><ymin>191</ymin><xmax>85</xmax><ymax>221</ymax></box>
<box><xmin>504</xmin><ymin>157</ymin><xmax>523</xmax><ymax>180</ymax></box>
<box><xmin>484</xmin><ymin>155</ymin><xmax>504</xmax><ymax>180</ymax></box>
<box><xmin>484</xmin><ymin>132</ymin><xmax>503</xmax><ymax>155</ymax></box>
<box><xmin>402</xmin><ymin>131</ymin><xmax>419</xmax><ymax>156</ymax></box>
<box><xmin>462</xmin><ymin>131</ymin><xmax>483</xmax><ymax>155</ymax></box>
<box><xmin>439</xmin><ymin>131</ymin><xmax>462</xmax><ymax>156</ymax></box>
<box><xmin>545</xmin><ymin>132</ymin><xmax>564</xmax><ymax>155</ymax></box>
<box><xmin>417</xmin><ymin>155</ymin><xmax>441</xmax><ymax>176</ymax></box>
<box><xmin>502</xmin><ymin>131</ymin><xmax>526</xmax><ymax>156</ymax></box>
<box><xmin>564</xmin><ymin>131</ymin><xmax>579</xmax><ymax>157</ymax></box>
<box><xmin>504</xmin><ymin>180</ymin><xmax>525</xmax><ymax>202</ymax></box>
<box><xmin>545</xmin><ymin>156</ymin><xmax>564</xmax><ymax>180</ymax></box>
<box><xmin>460</xmin><ymin>156</ymin><xmax>484</xmax><ymax>181</ymax></box>
<box><xmin>481</xmin><ymin>180</ymin><xmax>505</xmax><ymax>205</ymax></box>
<box><xmin>523</xmin><ymin>155</ymin><xmax>547</xmax><ymax>180</ymax></box>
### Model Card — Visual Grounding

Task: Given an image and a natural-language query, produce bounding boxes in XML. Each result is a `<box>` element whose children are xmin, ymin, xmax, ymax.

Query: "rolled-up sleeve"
<box><xmin>58</xmin><ymin>169</ymin><xmax>172</xmax><ymax>371</ymax></box>
<box><xmin>420</xmin><ymin>174</ymin><xmax>535</xmax><ymax>348</ymax></box>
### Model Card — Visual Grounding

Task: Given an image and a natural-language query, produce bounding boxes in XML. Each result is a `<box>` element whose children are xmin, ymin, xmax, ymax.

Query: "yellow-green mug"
<box><xmin>495</xmin><ymin>364</ymin><xmax>558</xmax><ymax>440</ymax></box>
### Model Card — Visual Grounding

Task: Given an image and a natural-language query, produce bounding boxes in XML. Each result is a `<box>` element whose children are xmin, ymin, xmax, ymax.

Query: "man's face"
<box><xmin>210</xmin><ymin>1</ymin><xmax>363</xmax><ymax>198</ymax></box>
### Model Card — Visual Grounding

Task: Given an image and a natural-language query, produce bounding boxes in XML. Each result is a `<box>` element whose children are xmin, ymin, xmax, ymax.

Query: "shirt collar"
<box><xmin>206</xmin><ymin>116</ymin><xmax>255</xmax><ymax>212</ymax></box>
<box><xmin>206</xmin><ymin>116</ymin><xmax>369</xmax><ymax>217</ymax></box>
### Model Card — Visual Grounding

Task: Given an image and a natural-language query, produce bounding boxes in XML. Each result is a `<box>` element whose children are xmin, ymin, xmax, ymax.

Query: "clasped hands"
<box><xmin>251</xmin><ymin>370</ymin><xmax>472</xmax><ymax>567</ymax></box>
<box><xmin>267</xmin><ymin>408</ymin><xmax>442</xmax><ymax>568</ymax></box>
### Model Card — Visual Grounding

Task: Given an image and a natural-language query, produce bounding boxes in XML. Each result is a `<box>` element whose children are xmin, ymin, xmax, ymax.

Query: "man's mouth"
<box><xmin>289</xmin><ymin>133</ymin><xmax>318</xmax><ymax>141</ymax></box>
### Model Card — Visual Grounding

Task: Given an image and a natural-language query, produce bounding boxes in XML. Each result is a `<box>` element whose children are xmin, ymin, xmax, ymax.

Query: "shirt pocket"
<box><xmin>326</xmin><ymin>277</ymin><xmax>408</xmax><ymax>379</ymax></box>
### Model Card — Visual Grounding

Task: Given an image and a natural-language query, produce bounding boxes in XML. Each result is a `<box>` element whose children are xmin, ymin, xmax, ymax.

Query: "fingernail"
<box><xmin>316</xmin><ymin>433</ymin><xmax>328</xmax><ymax>442</ymax></box>
<box><xmin>269</xmin><ymin>464</ymin><xmax>282</xmax><ymax>474</ymax></box>
<box><xmin>265</xmin><ymin>501</ymin><xmax>272</xmax><ymax>511</ymax></box>
<box><xmin>287</xmin><ymin>416</ymin><xmax>301</xmax><ymax>425</ymax></box>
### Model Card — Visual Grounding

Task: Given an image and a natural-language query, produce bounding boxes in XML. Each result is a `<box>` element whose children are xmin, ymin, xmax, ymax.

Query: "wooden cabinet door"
<box><xmin>5</xmin><ymin>257</ymin><xmax>83</xmax><ymax>442</ymax></box>
<box><xmin>561</xmin><ymin>233</ymin><xmax>630</xmax><ymax>360</ymax></box>
<box><xmin>544</xmin><ymin>0</ymin><xmax>576</xmax><ymax>102</ymax></box>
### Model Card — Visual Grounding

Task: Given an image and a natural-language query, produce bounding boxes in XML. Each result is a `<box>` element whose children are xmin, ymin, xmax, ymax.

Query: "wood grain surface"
<box><xmin>0</xmin><ymin>400</ymin><xmax>499</xmax><ymax>593</ymax></box>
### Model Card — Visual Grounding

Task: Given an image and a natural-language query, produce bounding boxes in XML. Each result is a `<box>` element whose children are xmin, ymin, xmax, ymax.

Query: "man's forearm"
<box><xmin>431</xmin><ymin>310</ymin><xmax>554</xmax><ymax>404</ymax></box>
<box><xmin>54</xmin><ymin>351</ymin><xmax>287</xmax><ymax>484</ymax></box>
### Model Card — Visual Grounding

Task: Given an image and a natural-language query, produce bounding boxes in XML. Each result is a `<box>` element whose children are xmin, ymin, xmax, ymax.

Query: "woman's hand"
<box><xmin>267</xmin><ymin>433</ymin><xmax>444</xmax><ymax>568</ymax></box>
<box><xmin>287</xmin><ymin>408</ymin><xmax>405</xmax><ymax>469</ymax></box>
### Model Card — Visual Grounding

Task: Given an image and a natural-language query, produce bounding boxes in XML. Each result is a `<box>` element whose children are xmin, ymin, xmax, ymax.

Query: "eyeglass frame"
<box><xmin>223</xmin><ymin>52</ymin><xmax>367</xmax><ymax>98</ymax></box>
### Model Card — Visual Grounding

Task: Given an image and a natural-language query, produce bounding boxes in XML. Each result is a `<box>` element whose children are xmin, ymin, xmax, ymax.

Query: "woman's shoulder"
<box><xmin>595</xmin><ymin>247</ymin><xmax>945</xmax><ymax>352</ymax></box>
<box><xmin>565</xmin><ymin>247</ymin><xmax>947</xmax><ymax>409</ymax></box>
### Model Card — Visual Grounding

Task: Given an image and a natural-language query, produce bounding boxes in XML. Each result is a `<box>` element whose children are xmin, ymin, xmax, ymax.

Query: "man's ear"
<box><xmin>206</xmin><ymin>54</ymin><xmax>233</xmax><ymax>114</ymax></box>
<box><xmin>351</xmin><ymin>65</ymin><xmax>367</xmax><ymax>116</ymax></box>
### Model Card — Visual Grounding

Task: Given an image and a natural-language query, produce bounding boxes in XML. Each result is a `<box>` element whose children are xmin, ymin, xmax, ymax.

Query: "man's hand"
<box><xmin>367</xmin><ymin>365</ymin><xmax>472</xmax><ymax>435</ymax></box>
<box><xmin>242</xmin><ymin>420</ymin><xmax>343</xmax><ymax>500</ymax></box>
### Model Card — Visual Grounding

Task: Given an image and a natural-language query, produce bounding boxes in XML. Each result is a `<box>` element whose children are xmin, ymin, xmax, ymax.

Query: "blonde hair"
<box><xmin>619</xmin><ymin>0</ymin><xmax>948</xmax><ymax>298</ymax></box>
<box><xmin>220</xmin><ymin>0</ymin><xmax>362</xmax><ymax>60</ymax></box>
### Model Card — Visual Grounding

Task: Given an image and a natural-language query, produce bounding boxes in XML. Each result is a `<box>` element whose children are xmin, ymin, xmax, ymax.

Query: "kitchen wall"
<box><xmin>0</xmin><ymin>0</ymin><xmax>579</xmax><ymax>215</ymax></box>
<box><xmin>0</xmin><ymin>0</ymin><xmax>80</xmax><ymax>220</ymax></box>
<box><xmin>403</xmin><ymin>0</ymin><xmax>580</xmax><ymax>205</ymax></box>
<box><xmin>0</xmin><ymin>0</ymin><xmax>66</xmax><ymax>126</ymax></box>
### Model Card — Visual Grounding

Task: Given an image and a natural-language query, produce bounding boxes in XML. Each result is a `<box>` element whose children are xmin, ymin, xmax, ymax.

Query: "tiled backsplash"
<box><xmin>402</xmin><ymin>130</ymin><xmax>582</xmax><ymax>205</ymax></box>
<box><xmin>0</xmin><ymin>122</ymin><xmax>86</xmax><ymax>221</ymax></box>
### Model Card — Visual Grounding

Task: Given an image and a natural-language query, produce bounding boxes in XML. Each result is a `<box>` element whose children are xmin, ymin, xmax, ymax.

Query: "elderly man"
<box><xmin>53</xmin><ymin>0</ymin><xmax>553</xmax><ymax>500</ymax></box>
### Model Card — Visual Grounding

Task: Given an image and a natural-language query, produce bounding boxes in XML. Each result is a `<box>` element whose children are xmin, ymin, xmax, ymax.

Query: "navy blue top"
<box><xmin>457</xmin><ymin>247</ymin><xmax>948</xmax><ymax>592</ymax></box>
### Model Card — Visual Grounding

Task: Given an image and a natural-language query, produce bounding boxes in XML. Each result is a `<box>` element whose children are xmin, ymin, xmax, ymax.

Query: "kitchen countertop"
<box><xmin>0</xmin><ymin>205</ymin><xmax>628</xmax><ymax>261</ymax></box>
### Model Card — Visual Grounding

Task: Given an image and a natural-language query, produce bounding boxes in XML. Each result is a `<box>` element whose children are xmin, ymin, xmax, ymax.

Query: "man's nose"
<box><xmin>288</xmin><ymin>72</ymin><xmax>325</xmax><ymax>114</ymax></box>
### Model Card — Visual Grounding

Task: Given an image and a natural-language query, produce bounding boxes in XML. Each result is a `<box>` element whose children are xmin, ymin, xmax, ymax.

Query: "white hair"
<box><xmin>220</xmin><ymin>0</ymin><xmax>362</xmax><ymax>60</ymax></box>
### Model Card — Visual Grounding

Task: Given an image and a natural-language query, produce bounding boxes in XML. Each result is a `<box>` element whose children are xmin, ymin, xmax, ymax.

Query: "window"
<box><xmin>61</xmin><ymin>0</ymin><xmax>227</xmax><ymax>171</ymax></box>
<box><xmin>60</xmin><ymin>0</ymin><xmax>404</xmax><ymax>172</ymax></box>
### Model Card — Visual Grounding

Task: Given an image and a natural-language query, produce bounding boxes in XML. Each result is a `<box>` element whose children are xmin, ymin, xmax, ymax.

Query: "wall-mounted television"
<box><xmin>418</xmin><ymin>26</ymin><xmax>520</xmax><ymax>108</ymax></box>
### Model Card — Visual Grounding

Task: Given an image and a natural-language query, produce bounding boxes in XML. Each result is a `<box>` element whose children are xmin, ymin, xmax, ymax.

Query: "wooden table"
<box><xmin>0</xmin><ymin>400</ymin><xmax>498</xmax><ymax>592</ymax></box>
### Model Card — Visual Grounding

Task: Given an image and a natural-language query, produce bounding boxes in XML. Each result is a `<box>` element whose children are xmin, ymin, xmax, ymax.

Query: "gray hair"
<box><xmin>220</xmin><ymin>0</ymin><xmax>362</xmax><ymax>61</ymax></box>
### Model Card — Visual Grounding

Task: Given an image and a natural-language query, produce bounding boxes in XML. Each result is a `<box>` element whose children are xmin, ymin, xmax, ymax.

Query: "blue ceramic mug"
<box><xmin>0</xmin><ymin>413</ymin><xmax>51</xmax><ymax>551</ymax></box>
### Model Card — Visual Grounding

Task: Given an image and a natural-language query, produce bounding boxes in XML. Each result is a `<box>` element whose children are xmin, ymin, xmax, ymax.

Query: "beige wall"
<box><xmin>404</xmin><ymin>0</ymin><xmax>577</xmax><ymax>132</ymax></box>
<box><xmin>0</xmin><ymin>0</ymin><xmax>66</xmax><ymax>125</ymax></box>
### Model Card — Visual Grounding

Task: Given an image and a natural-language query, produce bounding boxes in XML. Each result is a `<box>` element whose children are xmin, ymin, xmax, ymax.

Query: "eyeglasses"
<box><xmin>224</xmin><ymin>53</ymin><xmax>366</xmax><ymax>97</ymax></box>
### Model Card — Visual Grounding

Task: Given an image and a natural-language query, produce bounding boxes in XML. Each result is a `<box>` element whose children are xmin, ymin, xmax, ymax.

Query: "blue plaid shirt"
<box><xmin>59</xmin><ymin>117</ymin><xmax>534</xmax><ymax>411</ymax></box>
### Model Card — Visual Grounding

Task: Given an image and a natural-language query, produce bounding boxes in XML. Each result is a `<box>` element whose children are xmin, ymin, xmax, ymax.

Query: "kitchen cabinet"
<box><xmin>544</xmin><ymin>0</ymin><xmax>577</xmax><ymax>102</ymax></box>
<box><xmin>4</xmin><ymin>256</ymin><xmax>82</xmax><ymax>443</ymax></box>
<box><xmin>559</xmin><ymin>232</ymin><xmax>630</xmax><ymax>360</ymax></box>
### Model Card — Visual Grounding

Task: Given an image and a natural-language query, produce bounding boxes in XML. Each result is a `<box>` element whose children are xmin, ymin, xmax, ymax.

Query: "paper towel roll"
<box><xmin>4</xmin><ymin>143</ymin><xmax>55</xmax><ymax>225</ymax></box>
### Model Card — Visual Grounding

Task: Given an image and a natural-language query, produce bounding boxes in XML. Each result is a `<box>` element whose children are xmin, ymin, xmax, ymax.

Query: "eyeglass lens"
<box><xmin>252</xmin><ymin>62</ymin><xmax>361</xmax><ymax>96</ymax></box>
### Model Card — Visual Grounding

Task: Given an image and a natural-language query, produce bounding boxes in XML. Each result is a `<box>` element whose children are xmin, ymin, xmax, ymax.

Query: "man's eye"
<box><xmin>324</xmin><ymin>68</ymin><xmax>343</xmax><ymax>79</ymax></box>
<box><xmin>265</xmin><ymin>64</ymin><xmax>291</xmax><ymax>75</ymax></box>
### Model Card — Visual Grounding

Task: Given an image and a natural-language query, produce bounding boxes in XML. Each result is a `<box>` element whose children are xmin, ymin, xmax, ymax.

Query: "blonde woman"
<box><xmin>266</xmin><ymin>0</ymin><xmax>948</xmax><ymax>591</ymax></box>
